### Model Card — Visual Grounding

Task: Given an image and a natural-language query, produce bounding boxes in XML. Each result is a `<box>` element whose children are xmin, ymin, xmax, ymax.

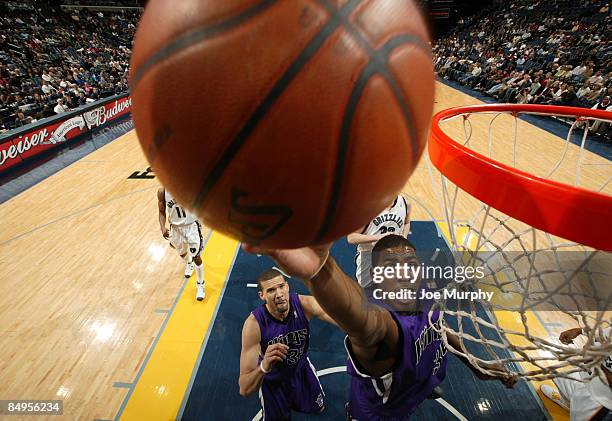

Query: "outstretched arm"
<box><xmin>347</xmin><ymin>231</ymin><xmax>387</xmax><ymax>245</ymax></box>
<box><xmin>446</xmin><ymin>332</ymin><xmax>517</xmax><ymax>388</ymax></box>
<box><xmin>243</xmin><ymin>244</ymin><xmax>399</xmax><ymax>377</ymax></box>
<box><xmin>306</xmin><ymin>258</ymin><xmax>400</xmax><ymax>376</ymax></box>
<box><xmin>157</xmin><ymin>188</ymin><xmax>169</xmax><ymax>239</ymax></box>
<box><xmin>299</xmin><ymin>294</ymin><xmax>338</xmax><ymax>326</ymax></box>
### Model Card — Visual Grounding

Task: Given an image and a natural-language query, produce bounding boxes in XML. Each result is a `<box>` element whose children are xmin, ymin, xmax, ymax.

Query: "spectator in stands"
<box><xmin>53</xmin><ymin>98</ymin><xmax>69</xmax><ymax>115</ymax></box>
<box><xmin>516</xmin><ymin>88</ymin><xmax>532</xmax><ymax>104</ymax></box>
<box><xmin>590</xmin><ymin>96</ymin><xmax>612</xmax><ymax>137</ymax></box>
<box><xmin>562</xmin><ymin>86</ymin><xmax>580</xmax><ymax>106</ymax></box>
<box><xmin>0</xmin><ymin>2</ymin><xmax>137</xmax><ymax>131</ymax></box>
<box><xmin>13</xmin><ymin>110</ymin><xmax>32</xmax><ymax>128</ymax></box>
<box><xmin>433</xmin><ymin>0</ymin><xmax>611</xmax><ymax>132</ymax></box>
<box><xmin>77</xmin><ymin>92</ymin><xmax>88</xmax><ymax>106</ymax></box>
<box><xmin>41</xmin><ymin>81</ymin><xmax>56</xmax><ymax>96</ymax></box>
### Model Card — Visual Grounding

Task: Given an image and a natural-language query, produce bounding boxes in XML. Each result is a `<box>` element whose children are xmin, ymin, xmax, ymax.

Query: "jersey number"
<box><xmin>175</xmin><ymin>206</ymin><xmax>186</xmax><ymax>219</ymax></box>
<box><xmin>379</xmin><ymin>226</ymin><xmax>396</xmax><ymax>234</ymax></box>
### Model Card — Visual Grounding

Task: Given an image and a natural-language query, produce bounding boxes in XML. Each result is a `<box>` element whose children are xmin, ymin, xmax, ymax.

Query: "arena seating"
<box><xmin>0</xmin><ymin>1</ymin><xmax>139</xmax><ymax>132</ymax></box>
<box><xmin>433</xmin><ymin>0</ymin><xmax>611</xmax><ymax>140</ymax></box>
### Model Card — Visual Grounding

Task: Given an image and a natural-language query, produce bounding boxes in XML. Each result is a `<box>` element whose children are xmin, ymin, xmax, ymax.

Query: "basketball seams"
<box><xmin>134</xmin><ymin>0</ymin><xmax>432</xmax><ymax>246</ymax></box>
<box><xmin>190</xmin><ymin>0</ymin><xmax>365</xmax><ymax>212</ymax></box>
<box><xmin>344</xmin><ymin>0</ymin><xmax>377</xmax><ymax>45</ymax></box>
<box><xmin>312</xmin><ymin>0</ymin><xmax>430</xmax><ymax>242</ymax></box>
<box><xmin>313</xmin><ymin>58</ymin><xmax>375</xmax><ymax>243</ymax></box>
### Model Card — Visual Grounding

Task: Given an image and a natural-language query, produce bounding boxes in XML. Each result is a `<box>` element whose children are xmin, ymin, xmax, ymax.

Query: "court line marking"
<box><xmin>176</xmin><ymin>243</ymin><xmax>240</xmax><ymax>419</ymax></box>
<box><xmin>118</xmin><ymin>230</ymin><xmax>234</xmax><ymax>420</ymax></box>
<box><xmin>250</xmin><ymin>365</ymin><xmax>468</xmax><ymax>421</ymax></box>
<box><xmin>435</xmin><ymin>398</ymin><xmax>469</xmax><ymax>421</ymax></box>
<box><xmin>112</xmin><ymin>382</ymin><xmax>132</xmax><ymax>389</ymax></box>
<box><xmin>113</xmin><ymin>229</ymin><xmax>213</xmax><ymax>421</ymax></box>
<box><xmin>0</xmin><ymin>185</ymin><xmax>158</xmax><ymax>247</ymax></box>
<box><xmin>114</xmin><ymin>273</ymin><xmax>190</xmax><ymax>421</ymax></box>
<box><xmin>115</xmin><ymin>279</ymin><xmax>189</xmax><ymax>421</ymax></box>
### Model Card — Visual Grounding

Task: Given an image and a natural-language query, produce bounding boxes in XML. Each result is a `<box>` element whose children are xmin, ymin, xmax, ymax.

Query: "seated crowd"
<box><xmin>0</xmin><ymin>2</ymin><xmax>140</xmax><ymax>133</ymax></box>
<box><xmin>434</xmin><ymin>0</ymin><xmax>612</xmax><ymax>141</ymax></box>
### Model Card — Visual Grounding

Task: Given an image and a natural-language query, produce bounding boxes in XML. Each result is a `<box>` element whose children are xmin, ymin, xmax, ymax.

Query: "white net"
<box><xmin>427</xmin><ymin>106</ymin><xmax>612</xmax><ymax>382</ymax></box>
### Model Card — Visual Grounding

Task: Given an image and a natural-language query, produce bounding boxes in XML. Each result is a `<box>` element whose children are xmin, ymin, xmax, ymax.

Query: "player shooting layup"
<box><xmin>245</xmin><ymin>235</ymin><xmax>517</xmax><ymax>420</ymax></box>
<box><xmin>157</xmin><ymin>187</ymin><xmax>205</xmax><ymax>301</ymax></box>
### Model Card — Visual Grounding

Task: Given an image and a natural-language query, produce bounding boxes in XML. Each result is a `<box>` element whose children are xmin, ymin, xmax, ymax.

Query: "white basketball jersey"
<box><xmin>357</xmin><ymin>195</ymin><xmax>408</xmax><ymax>253</ymax></box>
<box><xmin>588</xmin><ymin>327</ymin><xmax>612</xmax><ymax>410</ymax></box>
<box><xmin>165</xmin><ymin>190</ymin><xmax>196</xmax><ymax>226</ymax></box>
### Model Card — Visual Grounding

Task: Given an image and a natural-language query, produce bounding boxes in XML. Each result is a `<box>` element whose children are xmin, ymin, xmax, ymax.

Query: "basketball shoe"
<box><xmin>540</xmin><ymin>384</ymin><xmax>569</xmax><ymax>411</ymax></box>
<box><xmin>196</xmin><ymin>282</ymin><xmax>205</xmax><ymax>301</ymax></box>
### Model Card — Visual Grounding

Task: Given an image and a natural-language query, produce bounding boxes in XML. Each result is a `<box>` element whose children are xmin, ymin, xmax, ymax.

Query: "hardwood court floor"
<box><xmin>0</xmin><ymin>82</ymin><xmax>609</xmax><ymax>420</ymax></box>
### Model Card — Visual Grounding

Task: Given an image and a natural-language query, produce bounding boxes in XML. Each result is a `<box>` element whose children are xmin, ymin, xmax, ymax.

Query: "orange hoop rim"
<box><xmin>428</xmin><ymin>104</ymin><xmax>612</xmax><ymax>251</ymax></box>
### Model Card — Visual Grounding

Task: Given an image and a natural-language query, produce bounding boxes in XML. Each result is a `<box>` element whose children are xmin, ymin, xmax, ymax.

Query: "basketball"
<box><xmin>130</xmin><ymin>0</ymin><xmax>434</xmax><ymax>247</ymax></box>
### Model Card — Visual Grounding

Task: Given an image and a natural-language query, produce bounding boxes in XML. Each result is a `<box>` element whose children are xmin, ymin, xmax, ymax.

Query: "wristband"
<box><xmin>260</xmin><ymin>361</ymin><xmax>270</xmax><ymax>374</ymax></box>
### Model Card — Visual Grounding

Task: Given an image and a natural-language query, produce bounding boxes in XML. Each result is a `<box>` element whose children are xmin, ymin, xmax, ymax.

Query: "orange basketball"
<box><xmin>130</xmin><ymin>0</ymin><xmax>434</xmax><ymax>248</ymax></box>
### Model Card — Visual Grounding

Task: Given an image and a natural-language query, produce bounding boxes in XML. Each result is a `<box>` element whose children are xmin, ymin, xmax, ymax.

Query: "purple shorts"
<box><xmin>259</xmin><ymin>357</ymin><xmax>325</xmax><ymax>420</ymax></box>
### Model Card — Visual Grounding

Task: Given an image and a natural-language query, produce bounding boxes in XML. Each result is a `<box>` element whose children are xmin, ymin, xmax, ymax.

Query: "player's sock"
<box><xmin>195</xmin><ymin>262</ymin><xmax>205</xmax><ymax>301</ymax></box>
<box><xmin>195</xmin><ymin>262</ymin><xmax>204</xmax><ymax>285</ymax></box>
<box><xmin>184</xmin><ymin>255</ymin><xmax>194</xmax><ymax>278</ymax></box>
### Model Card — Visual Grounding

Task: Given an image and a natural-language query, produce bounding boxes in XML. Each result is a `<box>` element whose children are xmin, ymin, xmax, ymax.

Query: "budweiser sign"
<box><xmin>1</xmin><ymin>116</ymin><xmax>88</xmax><ymax>171</ymax></box>
<box><xmin>1</xmin><ymin>128</ymin><xmax>49</xmax><ymax>168</ymax></box>
<box><xmin>83</xmin><ymin>97</ymin><xmax>132</xmax><ymax>129</ymax></box>
<box><xmin>0</xmin><ymin>95</ymin><xmax>131</xmax><ymax>173</ymax></box>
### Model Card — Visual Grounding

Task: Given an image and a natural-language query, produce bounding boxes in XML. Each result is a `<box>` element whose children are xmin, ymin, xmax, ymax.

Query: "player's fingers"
<box><xmin>268</xmin><ymin>356</ymin><xmax>283</xmax><ymax>365</ymax></box>
<box><xmin>504</xmin><ymin>375</ymin><xmax>518</xmax><ymax>388</ymax></box>
<box><xmin>268</xmin><ymin>344</ymin><xmax>289</xmax><ymax>355</ymax></box>
<box><xmin>267</xmin><ymin>350</ymin><xmax>287</xmax><ymax>361</ymax></box>
<box><xmin>242</xmin><ymin>244</ymin><xmax>274</xmax><ymax>255</ymax></box>
<box><xmin>276</xmin><ymin>343</ymin><xmax>290</xmax><ymax>353</ymax></box>
<box><xmin>267</xmin><ymin>343</ymin><xmax>289</xmax><ymax>352</ymax></box>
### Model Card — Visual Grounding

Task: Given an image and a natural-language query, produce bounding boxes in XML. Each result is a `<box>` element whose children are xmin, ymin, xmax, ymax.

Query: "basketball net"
<box><xmin>427</xmin><ymin>105</ymin><xmax>611</xmax><ymax>382</ymax></box>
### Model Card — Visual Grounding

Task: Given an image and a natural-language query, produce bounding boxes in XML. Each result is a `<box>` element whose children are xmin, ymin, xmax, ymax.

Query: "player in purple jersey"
<box><xmin>244</xmin><ymin>235</ymin><xmax>518</xmax><ymax>420</ymax></box>
<box><xmin>239</xmin><ymin>268</ymin><xmax>337</xmax><ymax>420</ymax></box>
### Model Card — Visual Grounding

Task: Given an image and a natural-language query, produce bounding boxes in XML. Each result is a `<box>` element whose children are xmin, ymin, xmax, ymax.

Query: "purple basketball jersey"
<box><xmin>252</xmin><ymin>293</ymin><xmax>311</xmax><ymax>381</ymax></box>
<box><xmin>346</xmin><ymin>309</ymin><xmax>448</xmax><ymax>419</ymax></box>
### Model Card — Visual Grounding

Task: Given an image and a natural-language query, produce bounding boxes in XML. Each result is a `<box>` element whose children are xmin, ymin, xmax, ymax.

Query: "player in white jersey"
<box><xmin>347</xmin><ymin>194</ymin><xmax>411</xmax><ymax>287</ymax></box>
<box><xmin>157</xmin><ymin>187</ymin><xmax>205</xmax><ymax>301</ymax></box>
<box><xmin>540</xmin><ymin>326</ymin><xmax>611</xmax><ymax>420</ymax></box>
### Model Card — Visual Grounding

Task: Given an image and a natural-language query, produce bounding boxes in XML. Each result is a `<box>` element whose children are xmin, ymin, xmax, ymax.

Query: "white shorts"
<box><xmin>554</xmin><ymin>371</ymin><xmax>612</xmax><ymax>421</ymax></box>
<box><xmin>169</xmin><ymin>222</ymin><xmax>203</xmax><ymax>258</ymax></box>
